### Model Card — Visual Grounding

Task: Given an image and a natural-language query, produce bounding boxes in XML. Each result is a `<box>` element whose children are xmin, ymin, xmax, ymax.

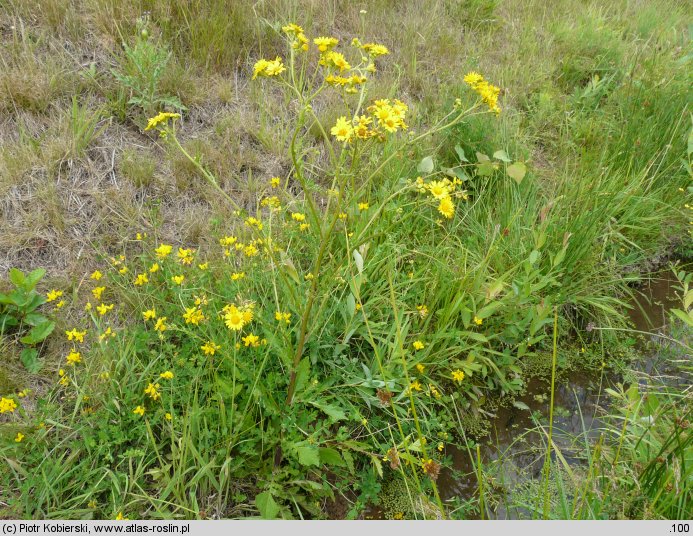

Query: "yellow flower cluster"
<box><xmin>282</xmin><ymin>23</ymin><xmax>309</xmax><ymax>51</ymax></box>
<box><xmin>144</xmin><ymin>112</ymin><xmax>181</xmax><ymax>132</ymax></box>
<box><xmin>330</xmin><ymin>99</ymin><xmax>408</xmax><ymax>144</ymax></box>
<box><xmin>415</xmin><ymin>176</ymin><xmax>467</xmax><ymax>220</ymax></box>
<box><xmin>0</xmin><ymin>397</ymin><xmax>18</xmax><ymax>413</ymax></box>
<box><xmin>223</xmin><ymin>303</ymin><xmax>255</xmax><ymax>331</ymax></box>
<box><xmin>183</xmin><ymin>306</ymin><xmax>205</xmax><ymax>325</ymax></box>
<box><xmin>463</xmin><ymin>71</ymin><xmax>501</xmax><ymax>114</ymax></box>
<box><xmin>252</xmin><ymin>57</ymin><xmax>286</xmax><ymax>80</ymax></box>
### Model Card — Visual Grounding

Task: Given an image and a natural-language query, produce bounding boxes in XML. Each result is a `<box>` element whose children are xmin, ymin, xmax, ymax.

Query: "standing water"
<box><xmin>434</xmin><ymin>270</ymin><xmax>690</xmax><ymax>518</ymax></box>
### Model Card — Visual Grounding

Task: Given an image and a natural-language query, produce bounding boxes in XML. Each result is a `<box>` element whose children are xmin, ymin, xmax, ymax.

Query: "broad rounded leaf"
<box><xmin>417</xmin><ymin>156</ymin><xmax>434</xmax><ymax>174</ymax></box>
<box><xmin>507</xmin><ymin>162</ymin><xmax>527</xmax><ymax>184</ymax></box>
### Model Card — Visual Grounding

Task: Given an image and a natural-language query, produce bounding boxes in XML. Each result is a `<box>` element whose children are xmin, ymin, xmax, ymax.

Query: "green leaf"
<box><xmin>319</xmin><ymin>447</ymin><xmax>346</xmax><ymax>467</ymax></box>
<box><xmin>255</xmin><ymin>492</ymin><xmax>280</xmax><ymax>519</ymax></box>
<box><xmin>19</xmin><ymin>320</ymin><xmax>55</xmax><ymax>345</ymax></box>
<box><xmin>353</xmin><ymin>249</ymin><xmax>364</xmax><ymax>274</ymax></box>
<box><xmin>493</xmin><ymin>149</ymin><xmax>511</xmax><ymax>162</ymax></box>
<box><xmin>311</xmin><ymin>401</ymin><xmax>347</xmax><ymax>422</ymax></box>
<box><xmin>529</xmin><ymin>250</ymin><xmax>540</xmax><ymax>265</ymax></box>
<box><xmin>417</xmin><ymin>156</ymin><xmax>434</xmax><ymax>174</ymax></box>
<box><xmin>24</xmin><ymin>268</ymin><xmax>46</xmax><ymax>291</ymax></box>
<box><xmin>671</xmin><ymin>308</ymin><xmax>693</xmax><ymax>327</ymax></box>
<box><xmin>293</xmin><ymin>358</ymin><xmax>311</xmax><ymax>395</ymax></box>
<box><xmin>20</xmin><ymin>348</ymin><xmax>41</xmax><ymax>373</ymax></box>
<box><xmin>9</xmin><ymin>268</ymin><xmax>25</xmax><ymax>288</ymax></box>
<box><xmin>342</xmin><ymin>450</ymin><xmax>355</xmax><ymax>474</ymax></box>
<box><xmin>24</xmin><ymin>313</ymin><xmax>48</xmax><ymax>326</ymax></box>
<box><xmin>280</xmin><ymin>251</ymin><xmax>300</xmax><ymax>284</ymax></box>
<box><xmin>477</xmin><ymin>301</ymin><xmax>503</xmax><ymax>319</ymax></box>
<box><xmin>476</xmin><ymin>151</ymin><xmax>490</xmax><ymax>162</ymax></box>
<box><xmin>507</xmin><ymin>162</ymin><xmax>527</xmax><ymax>184</ymax></box>
<box><xmin>477</xmin><ymin>161</ymin><xmax>494</xmax><ymax>176</ymax></box>
<box><xmin>455</xmin><ymin>145</ymin><xmax>468</xmax><ymax>162</ymax></box>
<box><xmin>296</xmin><ymin>445</ymin><xmax>321</xmax><ymax>467</ymax></box>
<box><xmin>513</xmin><ymin>400</ymin><xmax>530</xmax><ymax>411</ymax></box>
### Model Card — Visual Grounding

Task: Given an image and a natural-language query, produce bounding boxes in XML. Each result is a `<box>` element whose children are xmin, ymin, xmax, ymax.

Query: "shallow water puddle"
<box><xmin>436</xmin><ymin>270</ymin><xmax>687</xmax><ymax>518</ymax></box>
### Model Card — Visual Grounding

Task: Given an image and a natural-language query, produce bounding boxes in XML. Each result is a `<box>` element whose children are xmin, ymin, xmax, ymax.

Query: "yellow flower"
<box><xmin>88</xmin><ymin>500</ymin><xmax>97</xmax><ymax>509</ymax></box>
<box><xmin>0</xmin><ymin>397</ymin><xmax>18</xmax><ymax>413</ymax></box>
<box><xmin>242</xmin><ymin>307</ymin><xmax>254</xmax><ymax>324</ymax></box>
<box><xmin>198</xmin><ymin>262</ymin><xmax>209</xmax><ymax>270</ymax></box>
<box><xmin>99</xmin><ymin>327</ymin><xmax>115</xmax><ymax>342</ymax></box>
<box><xmin>58</xmin><ymin>369</ymin><xmax>69</xmax><ymax>386</ymax></box>
<box><xmin>413</xmin><ymin>340</ymin><xmax>425</xmax><ymax>351</ymax></box>
<box><xmin>183</xmin><ymin>306</ymin><xmax>205</xmax><ymax>325</ymax></box>
<box><xmin>219</xmin><ymin>235</ymin><xmax>237</xmax><ymax>247</ymax></box>
<box><xmin>330</xmin><ymin>116</ymin><xmax>353</xmax><ymax>142</ymax></box>
<box><xmin>410</xmin><ymin>380</ymin><xmax>422</xmax><ymax>392</ymax></box>
<box><xmin>452</xmin><ymin>369</ymin><xmax>465</xmax><ymax>383</ymax></box>
<box><xmin>463</xmin><ymin>71</ymin><xmax>484</xmax><ymax>86</ymax></box>
<box><xmin>438</xmin><ymin>197</ymin><xmax>455</xmax><ymax>219</ymax></box>
<box><xmin>144</xmin><ymin>383</ymin><xmax>161</xmax><ymax>401</ymax></box>
<box><xmin>177</xmin><ymin>247</ymin><xmax>195</xmax><ymax>265</ymax></box>
<box><xmin>362</xmin><ymin>43</ymin><xmax>390</xmax><ymax>57</ymax></box>
<box><xmin>270</xmin><ymin>177</ymin><xmax>281</xmax><ymax>188</ymax></box>
<box><xmin>171</xmin><ymin>275</ymin><xmax>185</xmax><ymax>285</ymax></box>
<box><xmin>417</xmin><ymin>304</ymin><xmax>429</xmax><ymax>318</ymax></box>
<box><xmin>155</xmin><ymin>244</ymin><xmax>173</xmax><ymax>259</ymax></box>
<box><xmin>299</xmin><ymin>223</ymin><xmax>310</xmax><ymax>232</ymax></box>
<box><xmin>165</xmin><ymin>412</ymin><xmax>172</xmax><ymax>421</ymax></box>
<box><xmin>427</xmin><ymin>180</ymin><xmax>450</xmax><ymax>200</ymax></box>
<box><xmin>305</xmin><ymin>273</ymin><xmax>314</xmax><ymax>281</ymax></box>
<box><xmin>154</xmin><ymin>317</ymin><xmax>168</xmax><ymax>332</ymax></box>
<box><xmin>338</xmin><ymin>212</ymin><xmax>347</xmax><ymax>220</ymax></box>
<box><xmin>149</xmin><ymin>263</ymin><xmax>160</xmax><ymax>273</ymax></box>
<box><xmin>242</xmin><ymin>333</ymin><xmax>260</xmax><ymax>347</ymax></box>
<box><xmin>243</xmin><ymin>244</ymin><xmax>258</xmax><ymax>257</ymax></box>
<box><xmin>133</xmin><ymin>406</ymin><xmax>145</xmax><ymax>416</ymax></box>
<box><xmin>282</xmin><ymin>22</ymin><xmax>304</xmax><ymax>35</ymax></box>
<box><xmin>115</xmin><ymin>512</ymin><xmax>129</xmax><ymax>520</ymax></box>
<box><xmin>134</xmin><ymin>273</ymin><xmax>149</xmax><ymax>286</ymax></box>
<box><xmin>313</xmin><ymin>36</ymin><xmax>338</xmax><ymax>52</ymax></box>
<box><xmin>55</xmin><ymin>300</ymin><xmax>66</xmax><ymax>309</ymax></box>
<box><xmin>136</xmin><ymin>232</ymin><xmax>147</xmax><ymax>240</ymax></box>
<box><xmin>92</xmin><ymin>286</ymin><xmax>105</xmax><ymax>301</ymax></box>
<box><xmin>143</xmin><ymin>308</ymin><xmax>156</xmax><ymax>321</ymax></box>
<box><xmin>14</xmin><ymin>432</ymin><xmax>24</xmax><ymax>443</ymax></box>
<box><xmin>358</xmin><ymin>202</ymin><xmax>369</xmax><ymax>211</ymax></box>
<box><xmin>201</xmin><ymin>341</ymin><xmax>221</xmax><ymax>355</ymax></box>
<box><xmin>96</xmin><ymin>303</ymin><xmax>114</xmax><ymax>316</ymax></box>
<box><xmin>224</xmin><ymin>305</ymin><xmax>245</xmax><ymax>331</ymax></box>
<box><xmin>231</xmin><ymin>272</ymin><xmax>245</xmax><ymax>281</ymax></box>
<box><xmin>291</xmin><ymin>212</ymin><xmax>306</xmax><ymax>222</ymax></box>
<box><xmin>17</xmin><ymin>389</ymin><xmax>29</xmax><ymax>398</ymax></box>
<box><xmin>275</xmin><ymin>311</ymin><xmax>292</xmax><ymax>323</ymax></box>
<box><xmin>463</xmin><ymin>72</ymin><xmax>501</xmax><ymax>114</ymax></box>
<box><xmin>66</xmin><ymin>349</ymin><xmax>82</xmax><ymax>365</ymax></box>
<box><xmin>353</xmin><ymin>115</ymin><xmax>374</xmax><ymax>139</ymax></box>
<box><xmin>90</xmin><ymin>270</ymin><xmax>103</xmax><ymax>281</ymax></box>
<box><xmin>321</xmin><ymin>51</ymin><xmax>350</xmax><ymax>71</ymax></box>
<box><xmin>65</xmin><ymin>328</ymin><xmax>87</xmax><ymax>343</ymax></box>
<box><xmin>85</xmin><ymin>302</ymin><xmax>92</xmax><ymax>311</ymax></box>
<box><xmin>118</xmin><ymin>266</ymin><xmax>128</xmax><ymax>275</ymax></box>
<box><xmin>252</xmin><ymin>57</ymin><xmax>286</xmax><ymax>79</ymax></box>
<box><xmin>145</xmin><ymin>112</ymin><xmax>181</xmax><ymax>131</ymax></box>
<box><xmin>473</xmin><ymin>316</ymin><xmax>483</xmax><ymax>325</ymax></box>
<box><xmin>416</xmin><ymin>363</ymin><xmax>425</xmax><ymax>373</ymax></box>
<box><xmin>160</xmin><ymin>371</ymin><xmax>174</xmax><ymax>380</ymax></box>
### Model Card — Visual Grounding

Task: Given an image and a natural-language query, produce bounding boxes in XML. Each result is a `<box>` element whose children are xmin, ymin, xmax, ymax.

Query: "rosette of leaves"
<box><xmin>0</xmin><ymin>268</ymin><xmax>55</xmax><ymax>372</ymax></box>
